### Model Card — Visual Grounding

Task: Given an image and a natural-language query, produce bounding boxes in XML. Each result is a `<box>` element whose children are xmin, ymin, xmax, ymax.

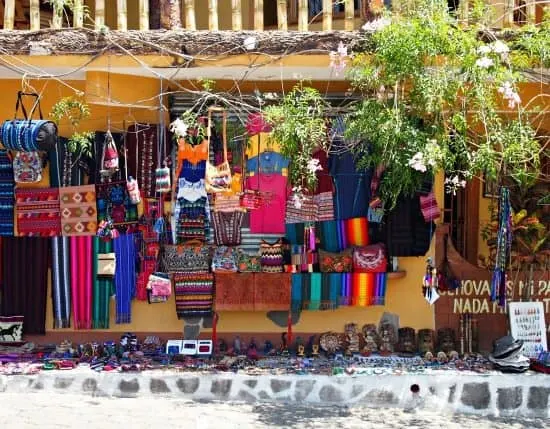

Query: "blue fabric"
<box><xmin>247</xmin><ymin>151</ymin><xmax>289</xmax><ymax>175</ymax></box>
<box><xmin>113</xmin><ymin>234</ymin><xmax>137</xmax><ymax>324</ymax></box>
<box><xmin>0</xmin><ymin>150</ymin><xmax>14</xmax><ymax>236</ymax></box>
<box><xmin>291</xmin><ymin>273</ymin><xmax>303</xmax><ymax>311</ymax></box>
<box><xmin>179</xmin><ymin>159</ymin><xmax>206</xmax><ymax>183</ymax></box>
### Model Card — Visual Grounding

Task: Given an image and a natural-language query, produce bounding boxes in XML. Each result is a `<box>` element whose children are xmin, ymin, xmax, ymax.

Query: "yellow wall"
<box><xmin>0</xmin><ymin>71</ymin><xmax>441</xmax><ymax>335</ymax></box>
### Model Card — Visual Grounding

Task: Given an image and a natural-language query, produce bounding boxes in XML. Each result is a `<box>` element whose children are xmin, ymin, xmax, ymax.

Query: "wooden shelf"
<box><xmin>387</xmin><ymin>271</ymin><xmax>407</xmax><ymax>279</ymax></box>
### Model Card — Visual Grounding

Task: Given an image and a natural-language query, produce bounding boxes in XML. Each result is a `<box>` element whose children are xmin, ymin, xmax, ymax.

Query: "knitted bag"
<box><xmin>161</xmin><ymin>244</ymin><xmax>211</xmax><ymax>272</ymax></box>
<box><xmin>260</xmin><ymin>239</ymin><xmax>284</xmax><ymax>273</ymax></box>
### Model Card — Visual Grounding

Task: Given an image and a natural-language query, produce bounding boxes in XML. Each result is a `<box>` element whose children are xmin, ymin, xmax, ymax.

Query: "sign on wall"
<box><xmin>509</xmin><ymin>302</ymin><xmax>548</xmax><ymax>358</ymax></box>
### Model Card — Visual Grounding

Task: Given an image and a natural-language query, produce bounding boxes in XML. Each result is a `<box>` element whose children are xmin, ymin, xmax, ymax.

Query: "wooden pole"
<box><xmin>117</xmin><ymin>0</ymin><xmax>128</xmax><ymax>31</ymax></box>
<box><xmin>209</xmin><ymin>0</ymin><xmax>219</xmax><ymax>31</ymax></box>
<box><xmin>73</xmin><ymin>0</ymin><xmax>84</xmax><ymax>28</ymax></box>
<box><xmin>3</xmin><ymin>0</ymin><xmax>14</xmax><ymax>30</ymax></box>
<box><xmin>51</xmin><ymin>2</ymin><xmax>63</xmax><ymax>29</ymax></box>
<box><xmin>298</xmin><ymin>0</ymin><xmax>308</xmax><ymax>32</ymax></box>
<box><xmin>139</xmin><ymin>0</ymin><xmax>150</xmax><ymax>30</ymax></box>
<box><xmin>345</xmin><ymin>0</ymin><xmax>354</xmax><ymax>31</ymax></box>
<box><xmin>322</xmin><ymin>0</ymin><xmax>332</xmax><ymax>31</ymax></box>
<box><xmin>232</xmin><ymin>0</ymin><xmax>242</xmax><ymax>31</ymax></box>
<box><xmin>526</xmin><ymin>0</ymin><xmax>536</xmax><ymax>24</ymax></box>
<box><xmin>458</xmin><ymin>0</ymin><xmax>469</xmax><ymax>26</ymax></box>
<box><xmin>503</xmin><ymin>0</ymin><xmax>514</xmax><ymax>27</ymax></box>
<box><xmin>29</xmin><ymin>0</ymin><xmax>40</xmax><ymax>30</ymax></box>
<box><xmin>184</xmin><ymin>0</ymin><xmax>196</xmax><ymax>30</ymax></box>
<box><xmin>95</xmin><ymin>0</ymin><xmax>105</xmax><ymax>29</ymax></box>
<box><xmin>254</xmin><ymin>0</ymin><xmax>264</xmax><ymax>31</ymax></box>
<box><xmin>277</xmin><ymin>0</ymin><xmax>287</xmax><ymax>31</ymax></box>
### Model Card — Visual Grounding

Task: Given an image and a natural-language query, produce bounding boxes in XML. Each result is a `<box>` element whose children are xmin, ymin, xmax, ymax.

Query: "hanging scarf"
<box><xmin>113</xmin><ymin>233</ymin><xmax>136</xmax><ymax>324</ymax></box>
<box><xmin>491</xmin><ymin>187</ymin><xmax>512</xmax><ymax>307</ymax></box>
<box><xmin>291</xmin><ymin>273</ymin><xmax>303</xmax><ymax>311</ymax></box>
<box><xmin>70</xmin><ymin>236</ymin><xmax>93</xmax><ymax>329</ymax></box>
<box><xmin>93</xmin><ymin>237</ymin><xmax>113</xmax><ymax>329</ymax></box>
<box><xmin>1</xmin><ymin>237</ymin><xmax>49</xmax><ymax>334</ymax></box>
<box><xmin>321</xmin><ymin>273</ymin><xmax>341</xmax><ymax>310</ymax></box>
<box><xmin>0</xmin><ymin>150</ymin><xmax>15</xmax><ymax>236</ymax></box>
<box><xmin>52</xmin><ymin>237</ymin><xmax>71</xmax><ymax>328</ymax></box>
<box><xmin>340</xmin><ymin>273</ymin><xmax>352</xmax><ymax>306</ymax></box>
<box><xmin>373</xmin><ymin>272</ymin><xmax>388</xmax><ymax>306</ymax></box>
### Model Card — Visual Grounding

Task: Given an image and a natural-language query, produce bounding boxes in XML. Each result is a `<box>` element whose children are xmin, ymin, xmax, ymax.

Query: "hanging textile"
<box><xmin>173</xmin><ymin>271</ymin><xmax>214</xmax><ymax>318</ymax></box>
<box><xmin>70</xmin><ymin>236</ymin><xmax>93</xmax><ymax>329</ymax></box>
<box><xmin>113</xmin><ymin>233</ymin><xmax>136</xmax><ymax>324</ymax></box>
<box><xmin>92</xmin><ymin>132</ymin><xmax>126</xmax><ymax>184</ymax></box>
<box><xmin>135</xmin><ymin>199</ymin><xmax>162</xmax><ymax>301</ymax></box>
<box><xmin>15</xmin><ymin>188</ymin><xmax>61</xmax><ymax>237</ymax></box>
<box><xmin>254</xmin><ymin>273</ymin><xmax>292</xmax><ymax>311</ymax></box>
<box><xmin>351</xmin><ymin>273</ymin><xmax>375</xmax><ymax>307</ymax></box>
<box><xmin>373</xmin><ymin>272</ymin><xmax>388</xmax><ymax>306</ymax></box>
<box><xmin>0</xmin><ymin>150</ymin><xmax>14</xmax><ymax>236</ymax></box>
<box><xmin>320</xmin><ymin>273</ymin><xmax>341</xmax><ymax>310</ymax></box>
<box><xmin>51</xmin><ymin>236</ymin><xmax>71</xmax><ymax>328</ymax></box>
<box><xmin>340</xmin><ymin>273</ymin><xmax>352</xmax><ymax>306</ymax></box>
<box><xmin>491</xmin><ymin>187</ymin><xmax>512</xmax><ymax>307</ymax></box>
<box><xmin>96</xmin><ymin>181</ymin><xmax>139</xmax><ymax>233</ymax></box>
<box><xmin>316</xmin><ymin>220</ymin><xmax>339</xmax><ymax>252</ymax></box>
<box><xmin>214</xmin><ymin>273</ymin><xmax>255</xmax><ymax>311</ymax></box>
<box><xmin>93</xmin><ymin>237</ymin><xmax>113</xmax><ymax>329</ymax></box>
<box><xmin>345</xmin><ymin>217</ymin><xmax>369</xmax><ymax>246</ymax></box>
<box><xmin>59</xmin><ymin>185</ymin><xmax>97</xmax><ymax>236</ymax></box>
<box><xmin>291</xmin><ymin>273</ymin><xmax>303</xmax><ymax>311</ymax></box>
<box><xmin>1</xmin><ymin>237</ymin><xmax>49</xmax><ymax>334</ymax></box>
<box><xmin>290</xmin><ymin>273</ymin><xmax>342</xmax><ymax>311</ymax></box>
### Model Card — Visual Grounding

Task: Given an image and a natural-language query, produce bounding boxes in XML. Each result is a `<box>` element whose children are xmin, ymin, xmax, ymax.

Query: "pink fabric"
<box><xmin>246</xmin><ymin>173</ymin><xmax>288</xmax><ymax>234</ymax></box>
<box><xmin>246</xmin><ymin>113</ymin><xmax>272</xmax><ymax>136</ymax></box>
<box><xmin>70</xmin><ymin>236</ymin><xmax>93</xmax><ymax>330</ymax></box>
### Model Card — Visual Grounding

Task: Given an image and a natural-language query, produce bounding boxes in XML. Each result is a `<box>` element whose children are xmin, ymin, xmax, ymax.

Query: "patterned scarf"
<box><xmin>93</xmin><ymin>237</ymin><xmax>113</xmax><ymax>329</ymax></box>
<box><xmin>70</xmin><ymin>236</ymin><xmax>93</xmax><ymax>329</ymax></box>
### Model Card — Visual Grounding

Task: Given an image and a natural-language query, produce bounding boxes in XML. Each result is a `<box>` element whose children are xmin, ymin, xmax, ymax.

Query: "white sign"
<box><xmin>509</xmin><ymin>302</ymin><xmax>548</xmax><ymax>358</ymax></box>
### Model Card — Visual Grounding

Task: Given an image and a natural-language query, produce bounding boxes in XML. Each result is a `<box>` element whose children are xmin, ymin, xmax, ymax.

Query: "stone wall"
<box><xmin>1</xmin><ymin>371</ymin><xmax>548</xmax><ymax>418</ymax></box>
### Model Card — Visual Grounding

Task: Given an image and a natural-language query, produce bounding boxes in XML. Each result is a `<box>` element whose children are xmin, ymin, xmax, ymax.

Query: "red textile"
<box><xmin>214</xmin><ymin>273</ymin><xmax>255</xmax><ymax>311</ymax></box>
<box><xmin>15</xmin><ymin>188</ymin><xmax>61</xmax><ymax>237</ymax></box>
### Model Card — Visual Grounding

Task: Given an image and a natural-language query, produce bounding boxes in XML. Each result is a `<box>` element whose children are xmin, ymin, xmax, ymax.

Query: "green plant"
<box><xmin>263</xmin><ymin>84</ymin><xmax>329</xmax><ymax>191</ymax></box>
<box><xmin>46</xmin><ymin>0</ymin><xmax>91</xmax><ymax>23</ymax></box>
<box><xmin>345</xmin><ymin>0</ymin><xmax>545</xmax><ymax>208</ymax></box>
<box><xmin>50</xmin><ymin>96</ymin><xmax>94</xmax><ymax>158</ymax></box>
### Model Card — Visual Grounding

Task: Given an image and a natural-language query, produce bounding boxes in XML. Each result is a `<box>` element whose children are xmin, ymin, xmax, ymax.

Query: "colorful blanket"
<box><xmin>0</xmin><ymin>150</ymin><xmax>14</xmax><ymax>236</ymax></box>
<box><xmin>59</xmin><ymin>185</ymin><xmax>97</xmax><ymax>236</ymax></box>
<box><xmin>291</xmin><ymin>273</ymin><xmax>342</xmax><ymax>311</ymax></box>
<box><xmin>15</xmin><ymin>188</ymin><xmax>61</xmax><ymax>237</ymax></box>
<box><xmin>253</xmin><ymin>273</ymin><xmax>291</xmax><ymax>311</ymax></box>
<box><xmin>174</xmin><ymin>271</ymin><xmax>214</xmax><ymax>318</ymax></box>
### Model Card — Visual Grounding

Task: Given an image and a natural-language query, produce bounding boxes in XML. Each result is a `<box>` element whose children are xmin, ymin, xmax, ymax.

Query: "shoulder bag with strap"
<box><xmin>205</xmin><ymin>107</ymin><xmax>232</xmax><ymax>193</ymax></box>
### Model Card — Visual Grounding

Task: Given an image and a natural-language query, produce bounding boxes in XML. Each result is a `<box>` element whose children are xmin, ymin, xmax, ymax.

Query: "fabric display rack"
<box><xmin>0</xmin><ymin>96</ymin><xmax>437</xmax><ymax>338</ymax></box>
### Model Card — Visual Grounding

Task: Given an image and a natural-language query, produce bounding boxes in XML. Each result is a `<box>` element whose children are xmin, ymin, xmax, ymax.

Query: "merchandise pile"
<box><xmin>488</xmin><ymin>335</ymin><xmax>530</xmax><ymax>373</ymax></box>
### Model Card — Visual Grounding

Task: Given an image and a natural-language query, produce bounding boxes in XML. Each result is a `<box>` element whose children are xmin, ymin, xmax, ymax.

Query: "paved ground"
<box><xmin>0</xmin><ymin>393</ymin><xmax>548</xmax><ymax>429</ymax></box>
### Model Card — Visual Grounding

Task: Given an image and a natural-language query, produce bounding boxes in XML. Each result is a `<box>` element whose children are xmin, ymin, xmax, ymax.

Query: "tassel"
<box><xmin>212</xmin><ymin>312</ymin><xmax>218</xmax><ymax>356</ymax></box>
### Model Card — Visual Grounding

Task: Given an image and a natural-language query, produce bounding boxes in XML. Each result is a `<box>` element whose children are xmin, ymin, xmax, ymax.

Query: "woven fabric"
<box><xmin>113</xmin><ymin>234</ymin><xmax>137</xmax><ymax>324</ymax></box>
<box><xmin>419</xmin><ymin>192</ymin><xmax>440</xmax><ymax>222</ymax></box>
<box><xmin>51</xmin><ymin>236</ymin><xmax>71</xmax><ymax>328</ymax></box>
<box><xmin>173</xmin><ymin>271</ymin><xmax>214</xmax><ymax>318</ymax></box>
<box><xmin>0</xmin><ymin>150</ymin><xmax>14</xmax><ymax>236</ymax></box>
<box><xmin>96</xmin><ymin>181</ymin><xmax>138</xmax><ymax>232</ymax></box>
<box><xmin>70</xmin><ymin>236</ymin><xmax>93</xmax><ymax>329</ymax></box>
<box><xmin>212</xmin><ymin>210</ymin><xmax>244</xmax><ymax>246</ymax></box>
<box><xmin>285</xmin><ymin>195</ymin><xmax>318</xmax><ymax>224</ymax></box>
<box><xmin>15</xmin><ymin>188</ymin><xmax>61</xmax><ymax>237</ymax></box>
<box><xmin>351</xmin><ymin>273</ymin><xmax>375</xmax><ymax>307</ymax></box>
<box><xmin>59</xmin><ymin>185</ymin><xmax>97</xmax><ymax>236</ymax></box>
<box><xmin>254</xmin><ymin>273</ymin><xmax>291</xmax><ymax>311</ymax></box>
<box><xmin>373</xmin><ymin>272</ymin><xmax>388</xmax><ymax>306</ymax></box>
<box><xmin>345</xmin><ymin>217</ymin><xmax>369</xmax><ymax>246</ymax></box>
<box><xmin>260</xmin><ymin>240</ymin><xmax>284</xmax><ymax>273</ymax></box>
<box><xmin>93</xmin><ymin>237</ymin><xmax>113</xmax><ymax>329</ymax></box>
<box><xmin>314</xmin><ymin>191</ymin><xmax>335</xmax><ymax>222</ymax></box>
<box><xmin>214</xmin><ymin>273</ymin><xmax>255</xmax><ymax>311</ymax></box>
<box><xmin>291</xmin><ymin>273</ymin><xmax>342</xmax><ymax>311</ymax></box>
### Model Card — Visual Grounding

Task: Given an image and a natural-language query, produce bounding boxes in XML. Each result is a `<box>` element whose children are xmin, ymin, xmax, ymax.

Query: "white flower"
<box><xmin>445</xmin><ymin>175</ymin><xmax>467</xmax><ymax>195</ymax></box>
<box><xmin>362</xmin><ymin>17</ymin><xmax>391</xmax><ymax>32</ymax></box>
<box><xmin>243</xmin><ymin>36</ymin><xmax>257</xmax><ymax>51</ymax></box>
<box><xmin>477</xmin><ymin>45</ymin><xmax>492</xmax><ymax>55</ymax></box>
<box><xmin>337</xmin><ymin>42</ymin><xmax>348</xmax><ymax>57</ymax></box>
<box><xmin>498</xmin><ymin>81</ymin><xmax>521</xmax><ymax>108</ymax></box>
<box><xmin>475</xmin><ymin>57</ymin><xmax>494</xmax><ymax>69</ymax></box>
<box><xmin>492</xmin><ymin>40</ymin><xmax>509</xmax><ymax>54</ymax></box>
<box><xmin>170</xmin><ymin>118</ymin><xmax>188</xmax><ymax>138</ymax></box>
<box><xmin>291</xmin><ymin>186</ymin><xmax>306</xmax><ymax>209</ymax></box>
<box><xmin>264</xmin><ymin>92</ymin><xmax>278</xmax><ymax>100</ymax></box>
<box><xmin>408</xmin><ymin>152</ymin><xmax>427</xmax><ymax>173</ymax></box>
<box><xmin>307</xmin><ymin>158</ymin><xmax>323</xmax><ymax>174</ymax></box>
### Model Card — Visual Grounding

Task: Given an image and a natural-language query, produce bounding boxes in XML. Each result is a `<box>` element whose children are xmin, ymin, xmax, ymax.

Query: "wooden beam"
<box><xmin>209</xmin><ymin>0</ymin><xmax>219</xmax><ymax>31</ymax></box>
<box><xmin>254</xmin><ymin>0</ymin><xmax>264</xmax><ymax>31</ymax></box>
<box><xmin>139</xmin><ymin>0</ymin><xmax>150</xmax><ymax>30</ymax></box>
<box><xmin>322</xmin><ymin>0</ymin><xmax>332</xmax><ymax>31</ymax></box>
<box><xmin>117</xmin><ymin>0</ymin><xmax>128</xmax><ymax>31</ymax></box>
<box><xmin>277</xmin><ymin>0</ymin><xmax>287</xmax><ymax>30</ymax></box>
<box><xmin>73</xmin><ymin>0</ymin><xmax>84</xmax><ymax>28</ymax></box>
<box><xmin>30</xmin><ymin>0</ymin><xmax>40</xmax><ymax>31</ymax></box>
<box><xmin>184</xmin><ymin>0</ymin><xmax>196</xmax><ymax>30</ymax></box>
<box><xmin>4</xmin><ymin>0</ymin><xmax>14</xmax><ymax>30</ymax></box>
<box><xmin>232</xmin><ymin>0</ymin><xmax>242</xmax><ymax>31</ymax></box>
<box><xmin>298</xmin><ymin>0</ymin><xmax>308</xmax><ymax>32</ymax></box>
<box><xmin>95</xmin><ymin>0</ymin><xmax>105</xmax><ymax>29</ymax></box>
<box><xmin>345</xmin><ymin>0</ymin><xmax>354</xmax><ymax>31</ymax></box>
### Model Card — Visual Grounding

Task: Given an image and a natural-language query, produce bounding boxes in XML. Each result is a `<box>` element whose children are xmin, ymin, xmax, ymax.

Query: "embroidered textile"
<box><xmin>260</xmin><ymin>239</ymin><xmax>284</xmax><ymax>273</ymax></box>
<box><xmin>96</xmin><ymin>181</ymin><xmax>138</xmax><ymax>232</ymax></box>
<box><xmin>0</xmin><ymin>150</ymin><xmax>14</xmax><ymax>236</ymax></box>
<box><xmin>212</xmin><ymin>210</ymin><xmax>244</xmax><ymax>246</ymax></box>
<box><xmin>173</xmin><ymin>271</ymin><xmax>214</xmax><ymax>318</ymax></box>
<box><xmin>214</xmin><ymin>273</ymin><xmax>255</xmax><ymax>311</ymax></box>
<box><xmin>59</xmin><ymin>185</ymin><xmax>97</xmax><ymax>236</ymax></box>
<box><xmin>15</xmin><ymin>188</ymin><xmax>61</xmax><ymax>237</ymax></box>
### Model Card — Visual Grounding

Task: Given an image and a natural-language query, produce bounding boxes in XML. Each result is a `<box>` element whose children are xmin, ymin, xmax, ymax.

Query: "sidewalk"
<box><xmin>1</xmin><ymin>368</ymin><xmax>548</xmax><ymax>418</ymax></box>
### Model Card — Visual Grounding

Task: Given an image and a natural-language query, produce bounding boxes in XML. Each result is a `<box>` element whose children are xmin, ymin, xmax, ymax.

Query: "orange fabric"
<box><xmin>177</xmin><ymin>139</ymin><xmax>209</xmax><ymax>165</ymax></box>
